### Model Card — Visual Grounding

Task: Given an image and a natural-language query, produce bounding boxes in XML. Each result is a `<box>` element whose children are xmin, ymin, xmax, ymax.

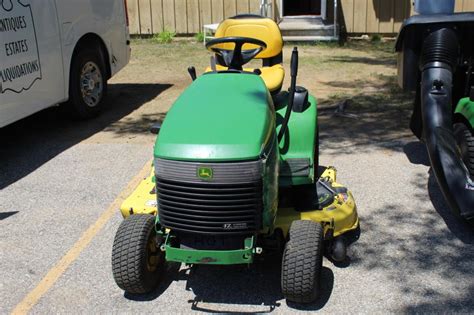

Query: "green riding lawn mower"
<box><xmin>111</xmin><ymin>15</ymin><xmax>359</xmax><ymax>304</ymax></box>
<box><xmin>396</xmin><ymin>10</ymin><xmax>474</xmax><ymax>224</ymax></box>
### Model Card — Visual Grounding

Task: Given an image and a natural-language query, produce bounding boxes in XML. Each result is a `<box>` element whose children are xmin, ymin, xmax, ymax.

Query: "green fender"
<box><xmin>276</xmin><ymin>93</ymin><xmax>318</xmax><ymax>186</ymax></box>
<box><xmin>455</xmin><ymin>97</ymin><xmax>474</xmax><ymax>129</ymax></box>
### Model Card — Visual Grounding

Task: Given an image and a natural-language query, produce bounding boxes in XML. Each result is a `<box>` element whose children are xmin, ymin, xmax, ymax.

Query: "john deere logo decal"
<box><xmin>197</xmin><ymin>166</ymin><xmax>213</xmax><ymax>180</ymax></box>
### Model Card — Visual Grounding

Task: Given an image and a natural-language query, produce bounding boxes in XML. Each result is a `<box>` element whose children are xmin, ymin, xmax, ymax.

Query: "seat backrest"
<box><xmin>214</xmin><ymin>15</ymin><xmax>283</xmax><ymax>61</ymax></box>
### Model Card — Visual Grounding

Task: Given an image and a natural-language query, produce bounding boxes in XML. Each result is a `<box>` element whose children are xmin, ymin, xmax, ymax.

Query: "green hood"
<box><xmin>155</xmin><ymin>73</ymin><xmax>274</xmax><ymax>161</ymax></box>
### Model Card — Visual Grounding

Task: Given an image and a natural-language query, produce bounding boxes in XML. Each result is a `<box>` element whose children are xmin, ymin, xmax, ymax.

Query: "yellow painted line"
<box><xmin>11</xmin><ymin>159</ymin><xmax>153</xmax><ymax>315</ymax></box>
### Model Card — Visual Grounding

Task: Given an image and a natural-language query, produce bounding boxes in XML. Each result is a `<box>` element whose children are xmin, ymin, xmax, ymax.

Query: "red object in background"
<box><xmin>124</xmin><ymin>0</ymin><xmax>129</xmax><ymax>26</ymax></box>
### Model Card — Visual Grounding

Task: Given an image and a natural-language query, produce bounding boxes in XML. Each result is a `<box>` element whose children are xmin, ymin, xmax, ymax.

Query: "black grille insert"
<box><xmin>157</xmin><ymin>178</ymin><xmax>263</xmax><ymax>235</ymax></box>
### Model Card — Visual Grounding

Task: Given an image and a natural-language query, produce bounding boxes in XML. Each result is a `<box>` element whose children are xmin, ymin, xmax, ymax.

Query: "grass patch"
<box><xmin>153</xmin><ymin>30</ymin><xmax>176</xmax><ymax>44</ymax></box>
<box><xmin>313</xmin><ymin>41</ymin><xmax>342</xmax><ymax>49</ymax></box>
<box><xmin>195</xmin><ymin>32</ymin><xmax>205</xmax><ymax>42</ymax></box>
<box><xmin>371</xmin><ymin>34</ymin><xmax>382</xmax><ymax>42</ymax></box>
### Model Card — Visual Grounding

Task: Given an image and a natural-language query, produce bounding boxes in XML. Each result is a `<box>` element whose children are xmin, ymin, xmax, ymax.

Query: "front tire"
<box><xmin>66</xmin><ymin>48</ymin><xmax>107</xmax><ymax>119</ymax></box>
<box><xmin>112</xmin><ymin>215</ymin><xmax>164</xmax><ymax>294</ymax></box>
<box><xmin>281</xmin><ymin>220</ymin><xmax>324</xmax><ymax>304</ymax></box>
<box><xmin>454</xmin><ymin>122</ymin><xmax>474</xmax><ymax>178</ymax></box>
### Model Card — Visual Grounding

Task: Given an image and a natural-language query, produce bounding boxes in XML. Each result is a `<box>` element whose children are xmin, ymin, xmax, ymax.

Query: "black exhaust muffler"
<box><xmin>420</xmin><ymin>28</ymin><xmax>474</xmax><ymax>223</ymax></box>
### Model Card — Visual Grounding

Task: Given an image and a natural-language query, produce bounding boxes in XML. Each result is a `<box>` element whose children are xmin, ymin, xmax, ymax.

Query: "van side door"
<box><xmin>0</xmin><ymin>0</ymin><xmax>65</xmax><ymax>127</ymax></box>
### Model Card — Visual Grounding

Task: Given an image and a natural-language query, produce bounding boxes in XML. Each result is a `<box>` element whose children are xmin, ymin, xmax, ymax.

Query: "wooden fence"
<box><xmin>127</xmin><ymin>0</ymin><xmax>474</xmax><ymax>36</ymax></box>
<box><xmin>126</xmin><ymin>0</ymin><xmax>261</xmax><ymax>35</ymax></box>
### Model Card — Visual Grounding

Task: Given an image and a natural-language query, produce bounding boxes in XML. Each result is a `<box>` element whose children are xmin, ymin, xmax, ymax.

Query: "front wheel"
<box><xmin>281</xmin><ymin>220</ymin><xmax>324</xmax><ymax>304</ymax></box>
<box><xmin>112</xmin><ymin>214</ymin><xmax>164</xmax><ymax>294</ymax></box>
<box><xmin>454</xmin><ymin>122</ymin><xmax>474</xmax><ymax>178</ymax></box>
<box><xmin>65</xmin><ymin>48</ymin><xmax>107</xmax><ymax>118</ymax></box>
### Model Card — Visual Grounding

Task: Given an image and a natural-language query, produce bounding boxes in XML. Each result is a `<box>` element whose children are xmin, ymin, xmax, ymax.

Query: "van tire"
<box><xmin>66</xmin><ymin>48</ymin><xmax>107</xmax><ymax>119</ymax></box>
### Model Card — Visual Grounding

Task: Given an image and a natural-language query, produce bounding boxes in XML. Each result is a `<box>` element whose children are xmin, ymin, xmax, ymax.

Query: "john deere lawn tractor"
<box><xmin>395</xmin><ymin>4</ymin><xmax>474</xmax><ymax>224</ymax></box>
<box><xmin>111</xmin><ymin>15</ymin><xmax>359</xmax><ymax>303</ymax></box>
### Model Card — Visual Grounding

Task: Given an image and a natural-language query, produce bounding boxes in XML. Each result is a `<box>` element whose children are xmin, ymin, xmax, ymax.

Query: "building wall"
<box><xmin>340</xmin><ymin>0</ymin><xmax>474</xmax><ymax>34</ymax></box>
<box><xmin>127</xmin><ymin>0</ymin><xmax>474</xmax><ymax>36</ymax></box>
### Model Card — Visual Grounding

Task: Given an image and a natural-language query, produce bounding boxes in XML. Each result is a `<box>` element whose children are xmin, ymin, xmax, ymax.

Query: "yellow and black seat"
<box><xmin>206</xmin><ymin>15</ymin><xmax>285</xmax><ymax>93</ymax></box>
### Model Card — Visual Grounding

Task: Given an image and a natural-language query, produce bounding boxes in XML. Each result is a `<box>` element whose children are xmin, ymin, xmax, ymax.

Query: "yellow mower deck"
<box><xmin>120</xmin><ymin>167</ymin><xmax>359</xmax><ymax>239</ymax></box>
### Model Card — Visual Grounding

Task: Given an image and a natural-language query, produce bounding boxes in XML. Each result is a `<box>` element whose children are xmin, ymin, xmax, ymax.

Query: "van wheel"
<box><xmin>66</xmin><ymin>48</ymin><xmax>107</xmax><ymax>119</ymax></box>
<box><xmin>281</xmin><ymin>220</ymin><xmax>324</xmax><ymax>304</ymax></box>
<box><xmin>454</xmin><ymin>123</ymin><xmax>474</xmax><ymax>178</ymax></box>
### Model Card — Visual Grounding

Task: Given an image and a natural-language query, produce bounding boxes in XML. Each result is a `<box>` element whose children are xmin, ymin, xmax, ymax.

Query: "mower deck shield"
<box><xmin>120</xmin><ymin>168</ymin><xmax>157</xmax><ymax>218</ymax></box>
<box><xmin>275</xmin><ymin>167</ymin><xmax>359</xmax><ymax>238</ymax></box>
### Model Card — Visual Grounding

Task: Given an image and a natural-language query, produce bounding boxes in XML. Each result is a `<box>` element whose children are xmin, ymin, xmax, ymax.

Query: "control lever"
<box><xmin>278</xmin><ymin>47</ymin><xmax>299</xmax><ymax>143</ymax></box>
<box><xmin>210</xmin><ymin>56</ymin><xmax>218</xmax><ymax>72</ymax></box>
<box><xmin>188</xmin><ymin>66</ymin><xmax>197</xmax><ymax>81</ymax></box>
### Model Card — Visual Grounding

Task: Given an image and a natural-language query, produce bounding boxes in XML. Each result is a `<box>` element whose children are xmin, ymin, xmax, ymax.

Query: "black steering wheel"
<box><xmin>206</xmin><ymin>37</ymin><xmax>267</xmax><ymax>70</ymax></box>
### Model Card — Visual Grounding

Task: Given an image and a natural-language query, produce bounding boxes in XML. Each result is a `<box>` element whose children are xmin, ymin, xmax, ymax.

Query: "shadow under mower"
<box><xmin>111</xmin><ymin>15</ymin><xmax>359</xmax><ymax>304</ymax></box>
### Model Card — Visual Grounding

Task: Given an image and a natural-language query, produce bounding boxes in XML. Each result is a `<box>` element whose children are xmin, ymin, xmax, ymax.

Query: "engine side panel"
<box><xmin>276</xmin><ymin>92</ymin><xmax>317</xmax><ymax>186</ymax></box>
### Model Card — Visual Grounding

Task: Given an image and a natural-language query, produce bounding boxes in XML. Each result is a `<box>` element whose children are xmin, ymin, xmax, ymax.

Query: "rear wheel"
<box><xmin>281</xmin><ymin>220</ymin><xmax>324</xmax><ymax>304</ymax></box>
<box><xmin>65</xmin><ymin>47</ymin><xmax>107</xmax><ymax>118</ymax></box>
<box><xmin>112</xmin><ymin>214</ymin><xmax>164</xmax><ymax>294</ymax></box>
<box><xmin>454</xmin><ymin>122</ymin><xmax>474</xmax><ymax>178</ymax></box>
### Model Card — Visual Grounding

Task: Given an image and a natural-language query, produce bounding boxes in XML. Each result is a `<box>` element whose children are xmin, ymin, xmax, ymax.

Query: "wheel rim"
<box><xmin>80</xmin><ymin>61</ymin><xmax>103</xmax><ymax>107</ymax></box>
<box><xmin>146</xmin><ymin>235</ymin><xmax>160</xmax><ymax>272</ymax></box>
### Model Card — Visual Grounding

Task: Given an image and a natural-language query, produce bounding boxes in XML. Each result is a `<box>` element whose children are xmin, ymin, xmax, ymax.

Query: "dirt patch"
<box><xmin>88</xmin><ymin>39</ymin><xmax>413</xmax><ymax>149</ymax></box>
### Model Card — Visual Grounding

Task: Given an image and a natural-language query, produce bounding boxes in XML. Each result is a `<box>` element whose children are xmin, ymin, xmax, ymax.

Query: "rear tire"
<box><xmin>281</xmin><ymin>220</ymin><xmax>324</xmax><ymax>304</ymax></box>
<box><xmin>65</xmin><ymin>47</ymin><xmax>107</xmax><ymax>119</ymax></box>
<box><xmin>112</xmin><ymin>215</ymin><xmax>164</xmax><ymax>294</ymax></box>
<box><xmin>454</xmin><ymin>122</ymin><xmax>474</xmax><ymax>178</ymax></box>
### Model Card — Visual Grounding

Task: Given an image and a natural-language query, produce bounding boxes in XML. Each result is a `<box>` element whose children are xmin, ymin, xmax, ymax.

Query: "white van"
<box><xmin>0</xmin><ymin>0</ymin><xmax>130</xmax><ymax>127</ymax></box>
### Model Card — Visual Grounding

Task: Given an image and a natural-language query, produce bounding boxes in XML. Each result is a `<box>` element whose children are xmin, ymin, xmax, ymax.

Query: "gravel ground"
<box><xmin>1</xmin><ymin>40</ymin><xmax>472</xmax><ymax>314</ymax></box>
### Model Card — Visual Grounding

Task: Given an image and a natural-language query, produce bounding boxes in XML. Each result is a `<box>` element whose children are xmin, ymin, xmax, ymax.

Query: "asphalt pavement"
<box><xmin>1</xmin><ymin>82</ymin><xmax>473</xmax><ymax>314</ymax></box>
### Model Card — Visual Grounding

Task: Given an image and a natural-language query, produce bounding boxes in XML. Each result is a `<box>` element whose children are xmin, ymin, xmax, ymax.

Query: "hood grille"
<box><xmin>155</xmin><ymin>158</ymin><xmax>263</xmax><ymax>235</ymax></box>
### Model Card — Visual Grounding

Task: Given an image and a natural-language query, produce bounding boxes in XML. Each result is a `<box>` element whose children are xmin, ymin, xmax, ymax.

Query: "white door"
<box><xmin>0</xmin><ymin>0</ymin><xmax>64</xmax><ymax>127</ymax></box>
<box><xmin>279</xmin><ymin>0</ymin><xmax>326</xmax><ymax>18</ymax></box>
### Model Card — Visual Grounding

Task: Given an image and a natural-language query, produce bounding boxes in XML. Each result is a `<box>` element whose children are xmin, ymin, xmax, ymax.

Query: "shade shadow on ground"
<box><xmin>326</xmin><ymin>55</ymin><xmax>396</xmax><ymax>67</ymax></box>
<box><xmin>0</xmin><ymin>83</ymin><xmax>171</xmax><ymax>190</ymax></box>
<box><xmin>404</xmin><ymin>284</ymin><xmax>474</xmax><ymax>313</ymax></box>
<box><xmin>359</xmin><ymin>202</ymin><xmax>473</xmax><ymax>309</ymax></box>
<box><xmin>186</xmin><ymin>261</ymin><xmax>283</xmax><ymax>313</ymax></box>
<box><xmin>404</xmin><ymin>141</ymin><xmax>474</xmax><ymax>244</ymax></box>
<box><xmin>317</xmin><ymin>74</ymin><xmax>414</xmax><ymax>155</ymax></box>
<box><xmin>350</xmin><ymin>196</ymin><xmax>473</xmax><ymax>312</ymax></box>
<box><xmin>338</xmin><ymin>140</ymin><xmax>474</xmax><ymax>313</ymax></box>
<box><xmin>0</xmin><ymin>211</ymin><xmax>19</xmax><ymax>220</ymax></box>
<box><xmin>186</xmin><ymin>258</ymin><xmax>333</xmax><ymax>313</ymax></box>
<box><xmin>125</xmin><ymin>257</ymin><xmax>334</xmax><ymax>313</ymax></box>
